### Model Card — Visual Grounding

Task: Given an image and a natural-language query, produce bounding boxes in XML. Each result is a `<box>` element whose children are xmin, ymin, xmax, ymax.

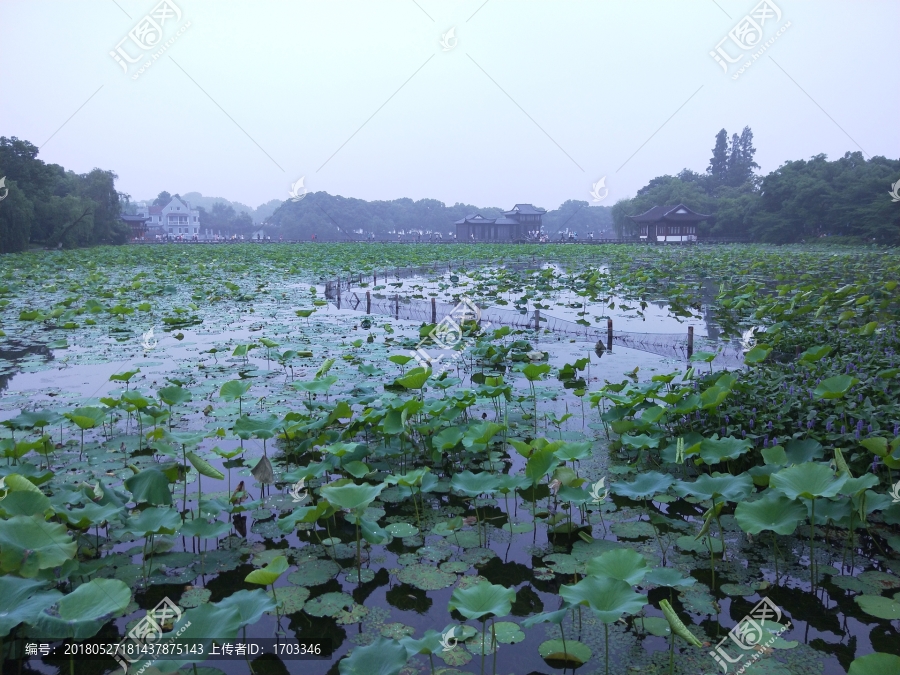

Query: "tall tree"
<box><xmin>707</xmin><ymin>128</ymin><xmax>729</xmax><ymax>186</ymax></box>
<box><xmin>726</xmin><ymin>126</ymin><xmax>759</xmax><ymax>187</ymax></box>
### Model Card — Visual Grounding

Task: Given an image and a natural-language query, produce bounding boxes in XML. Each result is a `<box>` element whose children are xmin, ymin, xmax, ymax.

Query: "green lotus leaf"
<box><xmin>611</xmin><ymin>471</ymin><xmax>673</xmax><ymax>500</ymax></box>
<box><xmin>621</xmin><ymin>434</ymin><xmax>660</xmax><ymax>450</ymax></box>
<box><xmin>813</xmin><ymin>375</ymin><xmax>859</xmax><ymax>399</ymax></box>
<box><xmin>554</xmin><ymin>441</ymin><xmax>592</xmax><ymax>462</ymax></box>
<box><xmin>245</xmin><ymin>555</ymin><xmax>289</xmax><ymax>586</ymax></box>
<box><xmin>521</xmin><ymin>608</ymin><xmax>568</xmax><ymax>629</ymax></box>
<box><xmin>233</xmin><ymin>414</ymin><xmax>281</xmax><ymax>440</ymax></box>
<box><xmin>770</xmin><ymin>463</ymin><xmax>848</xmax><ymax>500</ymax></box>
<box><xmin>734</xmin><ymin>491</ymin><xmax>807</xmax><ymax>535</ymax></box>
<box><xmin>855</xmin><ymin>595</ymin><xmax>900</xmax><ymax>620</ymax></box>
<box><xmin>158</xmin><ymin>385</ymin><xmax>192</xmax><ymax>407</ymax></box>
<box><xmin>525</xmin><ymin>447</ymin><xmax>560</xmax><ymax>486</ymax></box>
<box><xmin>219</xmin><ymin>379</ymin><xmax>252</xmax><ymax>401</ymax></box>
<box><xmin>448</xmin><ymin>580</ymin><xmax>515</xmax><ymax>620</ymax></box>
<box><xmin>30</xmin><ymin>578</ymin><xmax>131</xmax><ymax>640</ymax></box>
<box><xmin>339</xmin><ymin>636</ymin><xmax>409</xmax><ymax>675</ymax></box>
<box><xmin>585</xmin><ymin>548</ymin><xmax>649</xmax><ymax>584</ymax></box>
<box><xmin>799</xmin><ymin>344</ymin><xmax>832</xmax><ymax>363</ymax></box>
<box><xmin>743</xmin><ymin>345</ymin><xmax>772</xmax><ymax>364</ymax></box>
<box><xmin>642</xmin><ymin>567</ymin><xmax>696</xmax><ymax>588</ymax></box>
<box><xmin>386</xmin><ymin>522</ymin><xmax>419</xmax><ymax>538</ymax></box>
<box><xmin>146</xmin><ymin>599</ymin><xmax>250</xmax><ymax>672</ymax></box>
<box><xmin>321</xmin><ymin>482</ymin><xmax>385</xmax><ymax>511</ymax></box>
<box><xmin>123</xmin><ymin>507</ymin><xmax>182</xmax><ymax>536</ymax></box>
<box><xmin>0</xmin><ymin>577</ymin><xmax>62</xmax><ymax>637</ymax></box>
<box><xmin>0</xmin><ymin>514</ymin><xmax>77</xmax><ymax>577</ymax></box>
<box><xmin>343</xmin><ymin>460</ymin><xmax>371</xmax><ymax>478</ymax></box>
<box><xmin>57</xmin><ymin>502</ymin><xmax>123</xmax><ymax>529</ymax></box>
<box><xmin>674</xmin><ymin>473</ymin><xmax>753</xmax><ymax>503</ymax></box>
<box><xmin>559</xmin><ymin>576</ymin><xmax>647</xmax><ymax>623</ymax></box>
<box><xmin>0</xmin><ymin>490</ymin><xmax>50</xmax><ymax>518</ymax></box>
<box><xmin>394</xmin><ymin>367</ymin><xmax>432</xmax><ymax>390</ymax></box>
<box><xmin>288</xmin><ymin>558</ymin><xmax>341</xmax><ymax>586</ymax></box>
<box><xmin>180</xmin><ymin>518</ymin><xmax>230</xmax><ymax>539</ymax></box>
<box><xmin>699</xmin><ymin>436</ymin><xmax>752</xmax><ymax>464</ymax></box>
<box><xmin>450</xmin><ymin>471</ymin><xmax>500</xmax><ymax>498</ymax></box>
<box><xmin>64</xmin><ymin>407</ymin><xmax>105</xmax><ymax>430</ymax></box>
<box><xmin>783</xmin><ymin>438</ymin><xmax>824</xmax><ymax>464</ymax></box>
<box><xmin>538</xmin><ymin>638</ymin><xmax>592</xmax><ymax>666</ymax></box>
<box><xmin>397</xmin><ymin>563</ymin><xmax>456</xmax><ymax>591</ymax></box>
<box><xmin>848</xmin><ymin>653</ymin><xmax>900</xmax><ymax>675</ymax></box>
<box><xmin>185</xmin><ymin>451</ymin><xmax>225</xmax><ymax>480</ymax></box>
<box><xmin>216</xmin><ymin>588</ymin><xmax>276</xmax><ymax>625</ymax></box>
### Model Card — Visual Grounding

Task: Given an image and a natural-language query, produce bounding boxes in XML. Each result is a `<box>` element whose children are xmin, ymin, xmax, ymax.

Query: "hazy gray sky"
<box><xmin>1</xmin><ymin>0</ymin><xmax>897</xmax><ymax>210</ymax></box>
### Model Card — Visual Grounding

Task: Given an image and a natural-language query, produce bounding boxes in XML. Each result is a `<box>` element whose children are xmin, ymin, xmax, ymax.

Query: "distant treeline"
<box><xmin>612</xmin><ymin>127</ymin><xmax>900</xmax><ymax>244</ymax></box>
<box><xmin>0</xmin><ymin>137</ymin><xmax>129</xmax><ymax>253</ymax></box>
<box><xmin>265</xmin><ymin>194</ymin><xmax>613</xmax><ymax>241</ymax></box>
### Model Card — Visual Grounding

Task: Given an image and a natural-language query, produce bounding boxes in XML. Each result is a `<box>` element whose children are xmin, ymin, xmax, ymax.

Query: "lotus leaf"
<box><xmin>538</xmin><ymin>639</ymin><xmax>592</xmax><ymax>666</ymax></box>
<box><xmin>734</xmin><ymin>491</ymin><xmax>807</xmax><ymax>535</ymax></box>
<box><xmin>770</xmin><ymin>463</ymin><xmax>848</xmax><ymax>500</ymax></box>
<box><xmin>611</xmin><ymin>471</ymin><xmax>673</xmax><ymax>500</ymax></box>
<box><xmin>585</xmin><ymin>548</ymin><xmax>649</xmax><ymax>584</ymax></box>
<box><xmin>0</xmin><ymin>514</ymin><xmax>77</xmax><ymax>576</ymax></box>
<box><xmin>559</xmin><ymin>575</ymin><xmax>647</xmax><ymax>622</ymax></box>
<box><xmin>339</xmin><ymin>636</ymin><xmax>409</xmax><ymax>675</ymax></box>
<box><xmin>448</xmin><ymin>580</ymin><xmax>515</xmax><ymax>620</ymax></box>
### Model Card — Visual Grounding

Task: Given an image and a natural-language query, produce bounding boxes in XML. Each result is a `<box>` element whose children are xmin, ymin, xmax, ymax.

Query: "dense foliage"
<box><xmin>612</xmin><ymin>128</ymin><xmax>900</xmax><ymax>244</ymax></box>
<box><xmin>0</xmin><ymin>137</ymin><xmax>130</xmax><ymax>253</ymax></box>
<box><xmin>1</xmin><ymin>243</ymin><xmax>900</xmax><ymax>674</ymax></box>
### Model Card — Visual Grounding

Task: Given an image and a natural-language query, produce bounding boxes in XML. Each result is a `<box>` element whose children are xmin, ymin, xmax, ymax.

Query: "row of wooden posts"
<box><xmin>333</xmin><ymin>285</ymin><xmax>697</xmax><ymax>359</ymax></box>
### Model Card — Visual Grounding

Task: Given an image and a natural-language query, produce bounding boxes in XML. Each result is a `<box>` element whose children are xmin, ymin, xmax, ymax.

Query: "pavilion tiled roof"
<box><xmin>627</xmin><ymin>204</ymin><xmax>711</xmax><ymax>223</ymax></box>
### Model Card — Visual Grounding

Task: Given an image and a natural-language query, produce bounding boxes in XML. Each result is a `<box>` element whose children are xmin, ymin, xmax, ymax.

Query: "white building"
<box><xmin>137</xmin><ymin>196</ymin><xmax>207</xmax><ymax>240</ymax></box>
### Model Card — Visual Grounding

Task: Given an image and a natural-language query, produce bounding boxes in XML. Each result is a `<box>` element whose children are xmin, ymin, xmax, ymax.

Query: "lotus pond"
<box><xmin>1</xmin><ymin>243</ymin><xmax>900</xmax><ymax>675</ymax></box>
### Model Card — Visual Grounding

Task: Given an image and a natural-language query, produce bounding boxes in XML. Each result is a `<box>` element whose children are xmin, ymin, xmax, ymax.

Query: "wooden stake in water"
<box><xmin>687</xmin><ymin>326</ymin><xmax>694</xmax><ymax>359</ymax></box>
<box><xmin>607</xmin><ymin>318</ymin><xmax>613</xmax><ymax>352</ymax></box>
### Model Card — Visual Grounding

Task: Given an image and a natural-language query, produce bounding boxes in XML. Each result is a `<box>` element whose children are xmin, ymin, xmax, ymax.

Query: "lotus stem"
<box><xmin>604</xmin><ymin>622</ymin><xmax>609</xmax><ymax>675</ymax></box>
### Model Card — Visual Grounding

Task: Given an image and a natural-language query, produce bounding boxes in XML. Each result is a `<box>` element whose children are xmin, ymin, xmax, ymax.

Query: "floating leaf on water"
<box><xmin>397</xmin><ymin>564</ymin><xmax>456</xmax><ymax>591</ymax></box>
<box><xmin>380</xmin><ymin>622</ymin><xmax>415</xmax><ymax>639</ymax></box>
<box><xmin>855</xmin><ymin>595</ymin><xmax>900</xmax><ymax>620</ymax></box>
<box><xmin>343</xmin><ymin>569</ymin><xmax>376</xmax><ymax>584</ymax></box>
<box><xmin>385</xmin><ymin>522</ymin><xmax>419</xmax><ymax>538</ymax></box>
<box><xmin>542</xmin><ymin>553</ymin><xmax>579</xmax><ymax>575</ymax></box>
<box><xmin>858</xmin><ymin>570</ymin><xmax>900</xmax><ymax>591</ymax></box>
<box><xmin>304</xmin><ymin>591</ymin><xmax>354</xmax><ymax>618</ymax></box>
<box><xmin>611</xmin><ymin>520</ymin><xmax>657</xmax><ymax>539</ymax></box>
<box><xmin>636</xmin><ymin>615</ymin><xmax>671</xmax><ymax>637</ymax></box>
<box><xmin>720</xmin><ymin>583</ymin><xmax>756</xmax><ymax>596</ymax></box>
<box><xmin>287</xmin><ymin>558</ymin><xmax>341</xmax><ymax>587</ymax></box>
<box><xmin>440</xmin><ymin>561</ymin><xmax>470</xmax><ymax>574</ymax></box>
<box><xmin>268</xmin><ymin>586</ymin><xmax>310</xmax><ymax>614</ymax></box>
<box><xmin>180</xmin><ymin>588</ymin><xmax>211</xmax><ymax>608</ymax></box>
<box><xmin>675</xmin><ymin>535</ymin><xmax>724</xmax><ymax>554</ymax></box>
<box><xmin>848</xmin><ymin>652</ymin><xmax>900</xmax><ymax>675</ymax></box>
<box><xmin>538</xmin><ymin>639</ymin><xmax>592</xmax><ymax>666</ymax></box>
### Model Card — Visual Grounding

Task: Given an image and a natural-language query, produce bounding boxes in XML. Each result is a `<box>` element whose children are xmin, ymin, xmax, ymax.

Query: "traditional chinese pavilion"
<box><xmin>628</xmin><ymin>204</ymin><xmax>711</xmax><ymax>242</ymax></box>
<box><xmin>120</xmin><ymin>214</ymin><xmax>150</xmax><ymax>241</ymax></box>
<box><xmin>454</xmin><ymin>203</ymin><xmax>546</xmax><ymax>242</ymax></box>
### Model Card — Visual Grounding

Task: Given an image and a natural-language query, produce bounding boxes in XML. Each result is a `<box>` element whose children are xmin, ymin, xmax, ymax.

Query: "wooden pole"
<box><xmin>607</xmin><ymin>318</ymin><xmax>613</xmax><ymax>352</ymax></box>
<box><xmin>687</xmin><ymin>326</ymin><xmax>694</xmax><ymax>358</ymax></box>
<box><xmin>395</xmin><ymin>294</ymin><xmax>399</xmax><ymax>320</ymax></box>
<box><xmin>366</xmin><ymin>291</ymin><xmax>371</xmax><ymax>314</ymax></box>
<box><xmin>431</xmin><ymin>297</ymin><xmax>436</xmax><ymax>324</ymax></box>
<box><xmin>373</xmin><ymin>272</ymin><xmax>377</xmax><ymax>285</ymax></box>
<box><xmin>534</xmin><ymin>309</ymin><xmax>541</xmax><ymax>332</ymax></box>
